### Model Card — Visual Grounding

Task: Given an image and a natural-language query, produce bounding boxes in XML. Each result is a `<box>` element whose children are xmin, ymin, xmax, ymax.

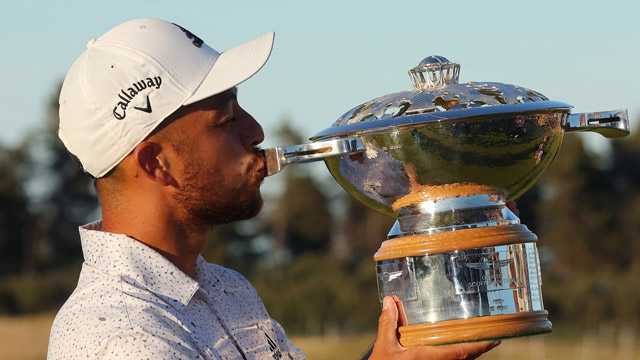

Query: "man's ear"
<box><xmin>132</xmin><ymin>141</ymin><xmax>177</xmax><ymax>187</ymax></box>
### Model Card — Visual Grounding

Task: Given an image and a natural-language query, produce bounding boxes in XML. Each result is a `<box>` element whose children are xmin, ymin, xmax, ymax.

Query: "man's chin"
<box><xmin>211</xmin><ymin>194</ymin><xmax>263</xmax><ymax>225</ymax></box>
<box><xmin>239</xmin><ymin>194</ymin><xmax>264</xmax><ymax>220</ymax></box>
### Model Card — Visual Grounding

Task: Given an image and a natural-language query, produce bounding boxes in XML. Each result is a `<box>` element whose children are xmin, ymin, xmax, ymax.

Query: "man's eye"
<box><xmin>213</xmin><ymin>117</ymin><xmax>236</xmax><ymax>128</ymax></box>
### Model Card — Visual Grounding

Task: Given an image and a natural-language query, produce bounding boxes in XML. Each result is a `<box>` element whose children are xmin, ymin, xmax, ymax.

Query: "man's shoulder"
<box><xmin>203</xmin><ymin>262</ymin><xmax>250</xmax><ymax>284</ymax></box>
<box><xmin>47</xmin><ymin>324</ymin><xmax>202</xmax><ymax>359</ymax></box>
<box><xmin>197</xmin><ymin>262</ymin><xmax>256</xmax><ymax>293</ymax></box>
<box><xmin>47</xmin><ymin>277</ymin><xmax>131</xmax><ymax>359</ymax></box>
<box><xmin>52</xmin><ymin>263</ymin><xmax>129</xmax><ymax>324</ymax></box>
<box><xmin>47</xmin><ymin>263</ymin><xmax>195</xmax><ymax>359</ymax></box>
<box><xmin>198</xmin><ymin>262</ymin><xmax>268</xmax><ymax>313</ymax></box>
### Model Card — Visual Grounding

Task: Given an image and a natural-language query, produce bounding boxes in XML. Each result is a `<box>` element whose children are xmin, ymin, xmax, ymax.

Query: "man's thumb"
<box><xmin>377</xmin><ymin>296</ymin><xmax>401</xmax><ymax>346</ymax></box>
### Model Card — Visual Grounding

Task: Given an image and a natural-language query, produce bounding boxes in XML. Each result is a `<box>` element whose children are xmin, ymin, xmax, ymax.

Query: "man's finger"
<box><xmin>391</xmin><ymin>295</ymin><xmax>408</xmax><ymax>327</ymax></box>
<box><xmin>406</xmin><ymin>340</ymin><xmax>501</xmax><ymax>360</ymax></box>
<box><xmin>376</xmin><ymin>297</ymin><xmax>401</xmax><ymax>346</ymax></box>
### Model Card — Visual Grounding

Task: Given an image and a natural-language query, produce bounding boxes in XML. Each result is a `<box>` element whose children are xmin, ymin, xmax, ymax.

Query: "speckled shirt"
<box><xmin>47</xmin><ymin>221</ymin><xmax>305</xmax><ymax>360</ymax></box>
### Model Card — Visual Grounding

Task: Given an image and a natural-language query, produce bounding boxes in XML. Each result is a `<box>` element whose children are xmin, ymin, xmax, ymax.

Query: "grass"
<box><xmin>0</xmin><ymin>313</ymin><xmax>55</xmax><ymax>360</ymax></box>
<box><xmin>2</xmin><ymin>313</ymin><xmax>637</xmax><ymax>360</ymax></box>
<box><xmin>290</xmin><ymin>333</ymin><xmax>375</xmax><ymax>360</ymax></box>
<box><xmin>293</xmin><ymin>331</ymin><xmax>639</xmax><ymax>360</ymax></box>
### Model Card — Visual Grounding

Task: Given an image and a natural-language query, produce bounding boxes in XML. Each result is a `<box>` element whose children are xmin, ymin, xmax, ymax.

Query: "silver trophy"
<box><xmin>264</xmin><ymin>56</ymin><xmax>629</xmax><ymax>345</ymax></box>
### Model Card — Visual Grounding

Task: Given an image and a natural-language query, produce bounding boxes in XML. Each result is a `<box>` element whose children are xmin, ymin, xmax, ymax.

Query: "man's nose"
<box><xmin>241</xmin><ymin>109</ymin><xmax>264</xmax><ymax>148</ymax></box>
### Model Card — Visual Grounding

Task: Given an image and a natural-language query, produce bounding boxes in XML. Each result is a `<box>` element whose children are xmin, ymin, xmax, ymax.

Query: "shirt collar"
<box><xmin>79</xmin><ymin>220</ymin><xmax>201</xmax><ymax>311</ymax></box>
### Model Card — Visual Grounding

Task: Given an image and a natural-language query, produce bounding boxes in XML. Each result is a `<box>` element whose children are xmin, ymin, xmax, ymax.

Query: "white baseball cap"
<box><xmin>58</xmin><ymin>18</ymin><xmax>274</xmax><ymax>178</ymax></box>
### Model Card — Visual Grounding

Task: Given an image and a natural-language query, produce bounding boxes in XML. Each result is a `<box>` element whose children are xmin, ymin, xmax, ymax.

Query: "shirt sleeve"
<box><xmin>95</xmin><ymin>329</ymin><xmax>204</xmax><ymax>360</ymax></box>
<box><xmin>271</xmin><ymin>318</ymin><xmax>306</xmax><ymax>360</ymax></box>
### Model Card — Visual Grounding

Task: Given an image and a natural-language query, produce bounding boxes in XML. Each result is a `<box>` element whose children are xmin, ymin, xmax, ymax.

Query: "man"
<box><xmin>48</xmin><ymin>18</ymin><xmax>500</xmax><ymax>359</ymax></box>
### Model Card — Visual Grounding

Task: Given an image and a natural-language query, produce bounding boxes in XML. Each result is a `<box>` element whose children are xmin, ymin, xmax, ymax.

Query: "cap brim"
<box><xmin>185</xmin><ymin>31</ymin><xmax>274</xmax><ymax>105</ymax></box>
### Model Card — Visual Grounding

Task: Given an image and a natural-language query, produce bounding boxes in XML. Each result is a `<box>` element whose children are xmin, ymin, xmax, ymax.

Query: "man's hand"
<box><xmin>367</xmin><ymin>296</ymin><xmax>500</xmax><ymax>360</ymax></box>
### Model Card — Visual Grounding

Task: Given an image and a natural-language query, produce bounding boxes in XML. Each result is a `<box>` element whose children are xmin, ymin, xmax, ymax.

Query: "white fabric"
<box><xmin>58</xmin><ymin>18</ymin><xmax>274</xmax><ymax>178</ymax></box>
<box><xmin>47</xmin><ymin>221</ymin><xmax>305</xmax><ymax>360</ymax></box>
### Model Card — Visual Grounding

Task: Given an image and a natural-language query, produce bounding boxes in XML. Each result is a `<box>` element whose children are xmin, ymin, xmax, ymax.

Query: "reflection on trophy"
<box><xmin>264</xmin><ymin>56</ymin><xmax>630</xmax><ymax>346</ymax></box>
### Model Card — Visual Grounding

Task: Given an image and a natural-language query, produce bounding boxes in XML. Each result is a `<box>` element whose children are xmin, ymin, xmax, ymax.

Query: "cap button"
<box><xmin>86</xmin><ymin>38</ymin><xmax>97</xmax><ymax>48</ymax></box>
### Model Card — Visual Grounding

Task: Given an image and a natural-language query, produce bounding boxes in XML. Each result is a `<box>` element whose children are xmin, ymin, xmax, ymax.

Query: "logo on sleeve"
<box><xmin>264</xmin><ymin>333</ymin><xmax>282</xmax><ymax>360</ymax></box>
<box><xmin>112</xmin><ymin>77</ymin><xmax>161</xmax><ymax>120</ymax></box>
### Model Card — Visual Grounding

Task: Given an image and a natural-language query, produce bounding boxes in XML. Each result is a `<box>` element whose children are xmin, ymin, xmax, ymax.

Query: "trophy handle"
<box><xmin>565</xmin><ymin>109</ymin><xmax>630</xmax><ymax>138</ymax></box>
<box><xmin>263</xmin><ymin>137</ymin><xmax>365</xmax><ymax>176</ymax></box>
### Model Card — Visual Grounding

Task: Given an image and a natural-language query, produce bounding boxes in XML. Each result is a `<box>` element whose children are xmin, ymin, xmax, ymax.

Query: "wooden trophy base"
<box><xmin>399</xmin><ymin>311</ymin><xmax>552</xmax><ymax>346</ymax></box>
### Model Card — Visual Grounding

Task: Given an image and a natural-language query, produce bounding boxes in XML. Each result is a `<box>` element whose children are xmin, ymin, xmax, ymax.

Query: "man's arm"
<box><xmin>364</xmin><ymin>296</ymin><xmax>500</xmax><ymax>360</ymax></box>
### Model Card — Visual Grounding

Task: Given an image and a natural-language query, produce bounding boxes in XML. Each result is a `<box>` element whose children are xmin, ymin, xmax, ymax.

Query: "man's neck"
<box><xmin>102</xmin><ymin>207</ymin><xmax>208</xmax><ymax>278</ymax></box>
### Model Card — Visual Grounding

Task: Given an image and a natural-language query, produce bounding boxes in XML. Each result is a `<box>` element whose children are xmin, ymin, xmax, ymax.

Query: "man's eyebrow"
<box><xmin>205</xmin><ymin>87</ymin><xmax>238</xmax><ymax>109</ymax></box>
<box><xmin>218</xmin><ymin>87</ymin><xmax>238</xmax><ymax>104</ymax></box>
<box><xmin>225</xmin><ymin>87</ymin><xmax>238</xmax><ymax>100</ymax></box>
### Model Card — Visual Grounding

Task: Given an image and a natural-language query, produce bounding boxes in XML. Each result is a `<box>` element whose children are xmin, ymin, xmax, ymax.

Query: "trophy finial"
<box><xmin>409</xmin><ymin>55</ymin><xmax>460</xmax><ymax>90</ymax></box>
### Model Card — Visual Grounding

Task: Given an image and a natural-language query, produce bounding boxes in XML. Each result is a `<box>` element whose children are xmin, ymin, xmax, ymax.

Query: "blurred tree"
<box><xmin>18</xmin><ymin>84</ymin><xmax>99</xmax><ymax>272</ymax></box>
<box><xmin>202</xmin><ymin>218</ymin><xmax>268</xmax><ymax>279</ymax></box>
<box><xmin>250</xmin><ymin>122</ymin><xmax>382</xmax><ymax>334</ymax></box>
<box><xmin>525</xmin><ymin>128</ymin><xmax>640</xmax><ymax>329</ymax></box>
<box><xmin>267</xmin><ymin>122</ymin><xmax>334</xmax><ymax>280</ymax></box>
<box><xmin>254</xmin><ymin>253</ymin><xmax>380</xmax><ymax>335</ymax></box>
<box><xmin>0</xmin><ymin>84</ymin><xmax>98</xmax><ymax>313</ymax></box>
<box><xmin>0</xmin><ymin>145</ymin><xmax>35</xmax><ymax>274</ymax></box>
<box><xmin>339</xmin><ymin>194</ymin><xmax>395</xmax><ymax>265</ymax></box>
<box><xmin>610</xmin><ymin>130</ymin><xmax>640</xmax><ymax>272</ymax></box>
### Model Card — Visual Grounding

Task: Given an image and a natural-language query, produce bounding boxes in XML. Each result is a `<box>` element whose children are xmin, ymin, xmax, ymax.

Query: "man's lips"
<box><xmin>252</xmin><ymin>149</ymin><xmax>267</xmax><ymax>181</ymax></box>
<box><xmin>257</xmin><ymin>162</ymin><xmax>267</xmax><ymax>181</ymax></box>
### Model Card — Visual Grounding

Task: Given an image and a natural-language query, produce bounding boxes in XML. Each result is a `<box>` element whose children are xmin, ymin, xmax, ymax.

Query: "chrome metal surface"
<box><xmin>409</xmin><ymin>55</ymin><xmax>460</xmax><ymax>90</ymax></box>
<box><xmin>329</xmin><ymin>55</ymin><xmax>552</xmax><ymax>129</ymax></box>
<box><xmin>323</xmin><ymin>111</ymin><xmax>568</xmax><ymax>218</ymax></box>
<box><xmin>566</xmin><ymin>109</ymin><xmax>630</xmax><ymax>138</ymax></box>
<box><xmin>388</xmin><ymin>195</ymin><xmax>521</xmax><ymax>238</ymax></box>
<box><xmin>327</xmin><ymin>83</ymin><xmax>553</xmax><ymax>128</ymax></box>
<box><xmin>376</xmin><ymin>243</ymin><xmax>544</xmax><ymax>324</ymax></box>
<box><xmin>305</xmin><ymin>57</ymin><xmax>628</xmax><ymax>220</ymax></box>
<box><xmin>310</xmin><ymin>101</ymin><xmax>572</xmax><ymax>140</ymax></box>
<box><xmin>263</xmin><ymin>137</ymin><xmax>364</xmax><ymax>176</ymax></box>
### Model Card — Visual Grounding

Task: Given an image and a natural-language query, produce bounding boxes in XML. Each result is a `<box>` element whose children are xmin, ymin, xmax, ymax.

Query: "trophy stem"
<box><xmin>388</xmin><ymin>193</ymin><xmax>519</xmax><ymax>239</ymax></box>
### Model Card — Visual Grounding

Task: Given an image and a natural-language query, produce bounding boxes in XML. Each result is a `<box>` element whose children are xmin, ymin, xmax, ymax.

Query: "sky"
<box><xmin>1</xmin><ymin>0</ymin><xmax>639</xmax><ymax>153</ymax></box>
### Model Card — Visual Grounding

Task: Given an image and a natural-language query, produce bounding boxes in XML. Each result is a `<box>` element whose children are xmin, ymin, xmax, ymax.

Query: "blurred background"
<box><xmin>1</xmin><ymin>0</ymin><xmax>639</xmax><ymax>359</ymax></box>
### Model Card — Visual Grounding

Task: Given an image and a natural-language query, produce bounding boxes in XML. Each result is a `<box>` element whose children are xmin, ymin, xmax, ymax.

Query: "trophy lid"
<box><xmin>311</xmin><ymin>55</ymin><xmax>571</xmax><ymax>141</ymax></box>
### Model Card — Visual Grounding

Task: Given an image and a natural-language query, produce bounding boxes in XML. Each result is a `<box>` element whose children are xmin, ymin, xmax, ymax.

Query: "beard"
<box><xmin>172</xmin><ymin>150</ymin><xmax>264</xmax><ymax>225</ymax></box>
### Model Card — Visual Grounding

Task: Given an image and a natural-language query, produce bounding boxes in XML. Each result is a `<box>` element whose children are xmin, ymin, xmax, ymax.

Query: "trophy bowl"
<box><xmin>263</xmin><ymin>55</ymin><xmax>630</xmax><ymax>346</ymax></box>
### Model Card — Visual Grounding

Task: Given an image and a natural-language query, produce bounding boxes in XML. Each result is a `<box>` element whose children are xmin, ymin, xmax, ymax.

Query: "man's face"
<box><xmin>161</xmin><ymin>88</ymin><xmax>266</xmax><ymax>225</ymax></box>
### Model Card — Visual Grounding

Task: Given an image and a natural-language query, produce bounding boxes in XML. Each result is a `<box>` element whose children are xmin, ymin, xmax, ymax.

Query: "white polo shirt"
<box><xmin>47</xmin><ymin>221</ymin><xmax>305</xmax><ymax>360</ymax></box>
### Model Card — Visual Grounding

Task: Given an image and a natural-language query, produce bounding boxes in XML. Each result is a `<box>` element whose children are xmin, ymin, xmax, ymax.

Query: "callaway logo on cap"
<box><xmin>58</xmin><ymin>18</ymin><xmax>274</xmax><ymax>178</ymax></box>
